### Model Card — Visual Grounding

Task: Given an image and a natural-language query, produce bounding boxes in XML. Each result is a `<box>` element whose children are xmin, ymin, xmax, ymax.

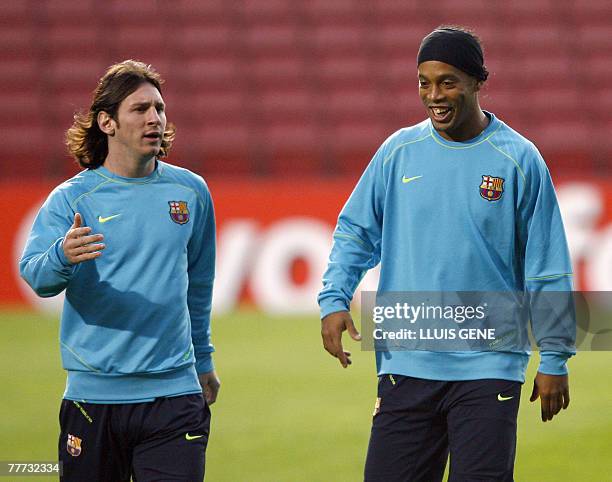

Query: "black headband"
<box><xmin>417</xmin><ymin>28</ymin><xmax>488</xmax><ymax>81</ymax></box>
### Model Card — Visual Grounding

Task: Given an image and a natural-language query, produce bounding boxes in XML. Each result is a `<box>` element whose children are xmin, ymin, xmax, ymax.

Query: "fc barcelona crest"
<box><xmin>67</xmin><ymin>434</ymin><xmax>82</xmax><ymax>457</ymax></box>
<box><xmin>169</xmin><ymin>201</ymin><xmax>190</xmax><ymax>224</ymax></box>
<box><xmin>480</xmin><ymin>175</ymin><xmax>505</xmax><ymax>202</ymax></box>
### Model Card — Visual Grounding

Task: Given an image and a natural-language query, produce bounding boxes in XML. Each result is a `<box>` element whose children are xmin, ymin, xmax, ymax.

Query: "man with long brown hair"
<box><xmin>20</xmin><ymin>60</ymin><xmax>219</xmax><ymax>481</ymax></box>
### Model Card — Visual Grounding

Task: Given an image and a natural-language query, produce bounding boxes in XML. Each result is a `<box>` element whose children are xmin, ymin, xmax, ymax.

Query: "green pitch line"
<box><xmin>0</xmin><ymin>310</ymin><xmax>610</xmax><ymax>481</ymax></box>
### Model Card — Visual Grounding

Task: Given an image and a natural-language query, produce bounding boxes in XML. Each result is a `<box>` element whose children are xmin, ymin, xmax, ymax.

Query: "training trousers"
<box><xmin>364</xmin><ymin>375</ymin><xmax>521</xmax><ymax>482</ymax></box>
<box><xmin>59</xmin><ymin>393</ymin><xmax>210</xmax><ymax>482</ymax></box>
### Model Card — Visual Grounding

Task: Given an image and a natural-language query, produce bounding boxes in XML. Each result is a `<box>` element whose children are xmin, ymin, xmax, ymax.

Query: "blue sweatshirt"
<box><xmin>20</xmin><ymin>161</ymin><xmax>215</xmax><ymax>403</ymax></box>
<box><xmin>318</xmin><ymin>113</ymin><xmax>575</xmax><ymax>383</ymax></box>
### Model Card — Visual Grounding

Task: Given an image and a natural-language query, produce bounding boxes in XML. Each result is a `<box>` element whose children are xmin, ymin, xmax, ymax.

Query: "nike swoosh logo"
<box><xmin>402</xmin><ymin>175</ymin><xmax>422</xmax><ymax>184</ymax></box>
<box><xmin>497</xmin><ymin>394</ymin><xmax>514</xmax><ymax>401</ymax></box>
<box><xmin>185</xmin><ymin>433</ymin><xmax>204</xmax><ymax>441</ymax></box>
<box><xmin>98</xmin><ymin>214</ymin><xmax>121</xmax><ymax>223</ymax></box>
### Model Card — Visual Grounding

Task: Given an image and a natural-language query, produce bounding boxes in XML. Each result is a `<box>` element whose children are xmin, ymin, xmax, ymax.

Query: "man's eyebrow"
<box><xmin>418</xmin><ymin>73</ymin><xmax>460</xmax><ymax>81</ymax></box>
<box><xmin>130</xmin><ymin>100</ymin><xmax>165</xmax><ymax>108</ymax></box>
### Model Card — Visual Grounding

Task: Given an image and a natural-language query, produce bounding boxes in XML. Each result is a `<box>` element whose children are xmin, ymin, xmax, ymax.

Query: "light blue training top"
<box><xmin>318</xmin><ymin>113</ymin><xmax>575</xmax><ymax>382</ymax></box>
<box><xmin>20</xmin><ymin>161</ymin><xmax>215</xmax><ymax>403</ymax></box>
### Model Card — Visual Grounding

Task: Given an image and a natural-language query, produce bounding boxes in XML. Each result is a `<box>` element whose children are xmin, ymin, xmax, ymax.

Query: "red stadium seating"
<box><xmin>0</xmin><ymin>0</ymin><xmax>609</xmax><ymax>179</ymax></box>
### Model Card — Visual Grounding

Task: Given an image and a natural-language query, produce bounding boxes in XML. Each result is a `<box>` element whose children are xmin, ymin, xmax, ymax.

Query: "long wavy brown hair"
<box><xmin>65</xmin><ymin>60</ymin><xmax>176</xmax><ymax>169</ymax></box>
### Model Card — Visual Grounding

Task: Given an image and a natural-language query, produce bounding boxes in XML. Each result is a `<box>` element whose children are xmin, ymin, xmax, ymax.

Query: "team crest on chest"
<box><xmin>479</xmin><ymin>175</ymin><xmax>505</xmax><ymax>202</ymax></box>
<box><xmin>168</xmin><ymin>201</ymin><xmax>190</xmax><ymax>224</ymax></box>
<box><xmin>67</xmin><ymin>434</ymin><xmax>82</xmax><ymax>457</ymax></box>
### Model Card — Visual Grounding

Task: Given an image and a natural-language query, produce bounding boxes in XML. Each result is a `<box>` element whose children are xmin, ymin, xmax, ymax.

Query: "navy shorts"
<box><xmin>59</xmin><ymin>393</ymin><xmax>210</xmax><ymax>482</ymax></box>
<box><xmin>364</xmin><ymin>375</ymin><xmax>521</xmax><ymax>482</ymax></box>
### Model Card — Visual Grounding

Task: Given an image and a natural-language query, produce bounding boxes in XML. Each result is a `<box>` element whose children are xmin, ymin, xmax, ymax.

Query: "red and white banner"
<box><xmin>3</xmin><ymin>179</ymin><xmax>612</xmax><ymax>313</ymax></box>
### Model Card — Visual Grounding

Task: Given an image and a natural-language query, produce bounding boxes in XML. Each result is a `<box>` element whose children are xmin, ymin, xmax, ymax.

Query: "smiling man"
<box><xmin>20</xmin><ymin>60</ymin><xmax>219</xmax><ymax>481</ymax></box>
<box><xmin>318</xmin><ymin>26</ymin><xmax>575</xmax><ymax>481</ymax></box>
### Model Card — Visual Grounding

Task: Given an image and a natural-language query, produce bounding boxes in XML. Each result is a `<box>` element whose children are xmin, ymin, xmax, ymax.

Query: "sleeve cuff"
<box><xmin>53</xmin><ymin>238</ymin><xmax>75</xmax><ymax>270</ymax></box>
<box><xmin>538</xmin><ymin>351</ymin><xmax>570</xmax><ymax>375</ymax></box>
<box><xmin>320</xmin><ymin>298</ymin><xmax>350</xmax><ymax>319</ymax></box>
<box><xmin>195</xmin><ymin>354</ymin><xmax>214</xmax><ymax>374</ymax></box>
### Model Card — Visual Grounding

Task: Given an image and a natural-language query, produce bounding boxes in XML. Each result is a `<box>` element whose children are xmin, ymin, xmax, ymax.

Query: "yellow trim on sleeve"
<box><xmin>334</xmin><ymin>233</ymin><xmax>369</xmax><ymax>249</ymax></box>
<box><xmin>526</xmin><ymin>273</ymin><xmax>573</xmax><ymax>281</ymax></box>
<box><xmin>382</xmin><ymin>134</ymin><xmax>432</xmax><ymax>165</ymax></box>
<box><xmin>486</xmin><ymin>139</ymin><xmax>526</xmax><ymax>182</ymax></box>
<box><xmin>71</xmin><ymin>179</ymin><xmax>112</xmax><ymax>210</ymax></box>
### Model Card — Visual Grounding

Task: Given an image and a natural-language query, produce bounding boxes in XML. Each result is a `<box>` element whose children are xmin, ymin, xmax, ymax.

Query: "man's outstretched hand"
<box><xmin>321</xmin><ymin>311</ymin><xmax>361</xmax><ymax>368</ymax></box>
<box><xmin>63</xmin><ymin>213</ymin><xmax>105</xmax><ymax>264</ymax></box>
<box><xmin>529</xmin><ymin>372</ymin><xmax>570</xmax><ymax>422</ymax></box>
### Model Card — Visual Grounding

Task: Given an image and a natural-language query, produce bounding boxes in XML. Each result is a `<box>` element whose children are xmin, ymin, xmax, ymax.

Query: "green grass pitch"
<box><xmin>0</xmin><ymin>309</ymin><xmax>610</xmax><ymax>481</ymax></box>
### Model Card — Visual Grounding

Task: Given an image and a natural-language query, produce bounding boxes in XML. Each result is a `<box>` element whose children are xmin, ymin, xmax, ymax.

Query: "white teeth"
<box><xmin>432</xmin><ymin>108</ymin><xmax>450</xmax><ymax>115</ymax></box>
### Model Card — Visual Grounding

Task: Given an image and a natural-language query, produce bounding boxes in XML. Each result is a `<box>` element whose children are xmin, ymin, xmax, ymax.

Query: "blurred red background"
<box><xmin>1</xmin><ymin>0</ymin><xmax>610</xmax><ymax>311</ymax></box>
<box><xmin>1</xmin><ymin>0</ymin><xmax>610</xmax><ymax>180</ymax></box>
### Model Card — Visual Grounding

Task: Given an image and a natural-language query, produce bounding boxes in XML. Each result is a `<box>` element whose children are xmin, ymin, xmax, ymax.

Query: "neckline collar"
<box><xmin>429</xmin><ymin>111</ymin><xmax>499</xmax><ymax>148</ymax></box>
<box><xmin>92</xmin><ymin>160</ymin><xmax>164</xmax><ymax>184</ymax></box>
